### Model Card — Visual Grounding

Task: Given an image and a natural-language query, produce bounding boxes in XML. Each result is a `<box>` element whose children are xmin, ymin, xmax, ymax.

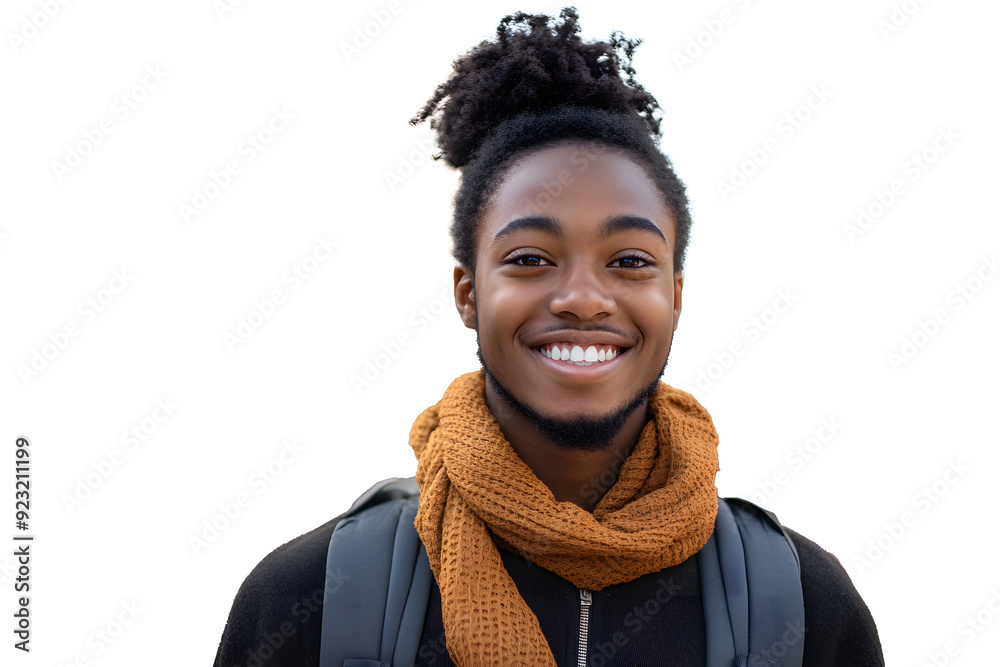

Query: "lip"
<box><xmin>526</xmin><ymin>330</ymin><xmax>635</xmax><ymax>350</ymax></box>
<box><xmin>531</xmin><ymin>343</ymin><xmax>632</xmax><ymax>383</ymax></box>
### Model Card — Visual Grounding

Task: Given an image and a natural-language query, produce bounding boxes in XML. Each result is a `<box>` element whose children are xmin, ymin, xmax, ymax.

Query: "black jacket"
<box><xmin>213</xmin><ymin>509</ymin><xmax>884</xmax><ymax>666</ymax></box>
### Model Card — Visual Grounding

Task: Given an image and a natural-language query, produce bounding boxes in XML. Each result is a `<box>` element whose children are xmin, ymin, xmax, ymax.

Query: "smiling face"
<box><xmin>454</xmin><ymin>142</ymin><xmax>683</xmax><ymax>448</ymax></box>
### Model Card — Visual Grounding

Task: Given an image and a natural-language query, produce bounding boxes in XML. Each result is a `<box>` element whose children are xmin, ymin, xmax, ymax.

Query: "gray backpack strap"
<box><xmin>319</xmin><ymin>477</ymin><xmax>431</xmax><ymax>667</ymax></box>
<box><xmin>382</xmin><ymin>500</ymin><xmax>433</xmax><ymax>666</ymax></box>
<box><xmin>343</xmin><ymin>476</ymin><xmax>419</xmax><ymax>516</ymax></box>
<box><xmin>698</xmin><ymin>497</ymin><xmax>805</xmax><ymax>667</ymax></box>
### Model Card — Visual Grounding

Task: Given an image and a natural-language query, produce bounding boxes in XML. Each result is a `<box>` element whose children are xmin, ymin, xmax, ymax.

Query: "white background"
<box><xmin>2</xmin><ymin>0</ymin><xmax>998</xmax><ymax>665</ymax></box>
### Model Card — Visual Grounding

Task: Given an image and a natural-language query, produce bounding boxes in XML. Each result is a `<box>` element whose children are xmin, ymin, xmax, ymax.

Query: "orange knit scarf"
<box><xmin>408</xmin><ymin>370</ymin><xmax>720</xmax><ymax>666</ymax></box>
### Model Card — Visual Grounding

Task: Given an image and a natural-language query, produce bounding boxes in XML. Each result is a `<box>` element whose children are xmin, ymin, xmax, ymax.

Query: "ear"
<box><xmin>672</xmin><ymin>271</ymin><xmax>683</xmax><ymax>333</ymax></box>
<box><xmin>454</xmin><ymin>264</ymin><xmax>477</xmax><ymax>330</ymax></box>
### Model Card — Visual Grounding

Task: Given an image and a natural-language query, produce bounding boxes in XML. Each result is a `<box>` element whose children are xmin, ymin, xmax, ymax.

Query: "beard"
<box><xmin>476</xmin><ymin>331</ymin><xmax>670</xmax><ymax>452</ymax></box>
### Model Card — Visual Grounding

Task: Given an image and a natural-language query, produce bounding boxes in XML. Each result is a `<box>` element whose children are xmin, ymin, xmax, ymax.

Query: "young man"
<box><xmin>214</xmin><ymin>8</ymin><xmax>884</xmax><ymax>665</ymax></box>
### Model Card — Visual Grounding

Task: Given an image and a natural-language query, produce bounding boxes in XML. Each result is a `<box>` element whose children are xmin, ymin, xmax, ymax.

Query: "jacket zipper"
<box><xmin>577</xmin><ymin>587</ymin><xmax>592</xmax><ymax>667</ymax></box>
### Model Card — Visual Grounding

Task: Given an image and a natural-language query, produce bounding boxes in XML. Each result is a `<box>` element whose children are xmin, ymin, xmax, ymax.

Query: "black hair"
<box><xmin>409</xmin><ymin>6</ymin><xmax>692</xmax><ymax>274</ymax></box>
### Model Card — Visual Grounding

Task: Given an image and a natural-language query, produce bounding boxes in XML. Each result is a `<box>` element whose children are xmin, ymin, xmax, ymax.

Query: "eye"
<box><xmin>503</xmin><ymin>249</ymin><xmax>553</xmax><ymax>267</ymax></box>
<box><xmin>609</xmin><ymin>253</ymin><xmax>653</xmax><ymax>269</ymax></box>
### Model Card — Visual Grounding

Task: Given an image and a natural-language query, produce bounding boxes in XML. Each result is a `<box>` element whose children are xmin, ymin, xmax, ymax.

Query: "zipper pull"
<box><xmin>579</xmin><ymin>588</ymin><xmax>592</xmax><ymax>606</ymax></box>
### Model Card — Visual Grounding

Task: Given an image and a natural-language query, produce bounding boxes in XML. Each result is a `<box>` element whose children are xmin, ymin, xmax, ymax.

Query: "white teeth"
<box><xmin>538</xmin><ymin>343</ymin><xmax>623</xmax><ymax>365</ymax></box>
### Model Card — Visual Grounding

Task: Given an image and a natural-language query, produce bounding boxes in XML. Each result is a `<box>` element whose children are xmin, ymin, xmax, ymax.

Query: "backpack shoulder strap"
<box><xmin>698</xmin><ymin>496</ymin><xmax>805</xmax><ymax>667</ymax></box>
<box><xmin>342</xmin><ymin>476</ymin><xmax>420</xmax><ymax>517</ymax></box>
<box><xmin>319</xmin><ymin>476</ymin><xmax>432</xmax><ymax>667</ymax></box>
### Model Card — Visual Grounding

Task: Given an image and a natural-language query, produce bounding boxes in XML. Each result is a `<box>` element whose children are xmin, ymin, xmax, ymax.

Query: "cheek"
<box><xmin>480</xmin><ymin>281</ymin><xmax>540</xmax><ymax>330</ymax></box>
<box><xmin>626</xmin><ymin>287</ymin><xmax>675</xmax><ymax>340</ymax></box>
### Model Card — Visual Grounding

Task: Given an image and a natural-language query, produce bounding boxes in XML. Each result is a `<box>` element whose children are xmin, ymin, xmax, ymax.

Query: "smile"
<box><xmin>535</xmin><ymin>342</ymin><xmax>624</xmax><ymax>366</ymax></box>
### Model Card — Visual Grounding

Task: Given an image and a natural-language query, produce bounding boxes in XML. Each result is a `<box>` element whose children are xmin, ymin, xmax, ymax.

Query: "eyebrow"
<box><xmin>493</xmin><ymin>214</ymin><xmax>667</xmax><ymax>244</ymax></box>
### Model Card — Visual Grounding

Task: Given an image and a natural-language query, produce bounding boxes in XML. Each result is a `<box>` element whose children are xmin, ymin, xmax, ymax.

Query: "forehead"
<box><xmin>480</xmin><ymin>143</ymin><xmax>672</xmax><ymax>241</ymax></box>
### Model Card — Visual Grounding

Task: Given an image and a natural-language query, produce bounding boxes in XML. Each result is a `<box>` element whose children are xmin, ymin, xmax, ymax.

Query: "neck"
<box><xmin>484</xmin><ymin>383</ymin><xmax>651</xmax><ymax>512</ymax></box>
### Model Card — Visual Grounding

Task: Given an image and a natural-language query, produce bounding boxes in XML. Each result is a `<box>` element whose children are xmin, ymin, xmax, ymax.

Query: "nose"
<box><xmin>547</xmin><ymin>260</ymin><xmax>619</xmax><ymax>321</ymax></box>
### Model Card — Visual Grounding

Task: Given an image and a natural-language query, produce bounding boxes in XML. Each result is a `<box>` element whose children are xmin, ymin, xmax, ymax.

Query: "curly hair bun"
<box><xmin>410</xmin><ymin>6</ymin><xmax>663</xmax><ymax>168</ymax></box>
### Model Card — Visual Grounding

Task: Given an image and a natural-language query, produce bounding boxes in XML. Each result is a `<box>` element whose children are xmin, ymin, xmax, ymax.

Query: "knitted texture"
<box><xmin>409</xmin><ymin>370</ymin><xmax>721</xmax><ymax>665</ymax></box>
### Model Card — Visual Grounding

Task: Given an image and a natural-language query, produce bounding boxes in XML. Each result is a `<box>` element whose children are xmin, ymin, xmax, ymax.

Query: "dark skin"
<box><xmin>453</xmin><ymin>143</ymin><xmax>683</xmax><ymax>511</ymax></box>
